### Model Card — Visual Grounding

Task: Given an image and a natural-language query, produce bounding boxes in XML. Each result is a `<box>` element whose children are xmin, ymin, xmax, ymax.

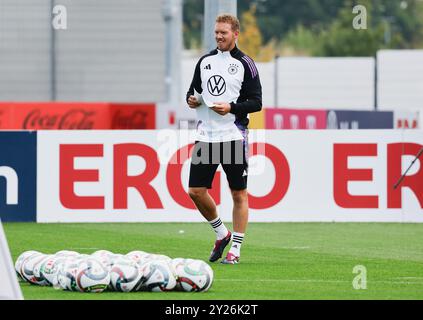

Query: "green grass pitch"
<box><xmin>3</xmin><ymin>222</ymin><xmax>423</xmax><ymax>300</ymax></box>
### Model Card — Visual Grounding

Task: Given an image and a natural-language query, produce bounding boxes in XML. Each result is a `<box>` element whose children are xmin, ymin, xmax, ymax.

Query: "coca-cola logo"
<box><xmin>23</xmin><ymin>109</ymin><xmax>96</xmax><ymax>129</ymax></box>
<box><xmin>112</xmin><ymin>110</ymin><xmax>149</xmax><ymax>129</ymax></box>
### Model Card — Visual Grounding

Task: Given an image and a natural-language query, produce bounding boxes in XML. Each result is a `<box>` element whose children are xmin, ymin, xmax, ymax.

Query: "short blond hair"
<box><xmin>216</xmin><ymin>14</ymin><xmax>240</xmax><ymax>32</ymax></box>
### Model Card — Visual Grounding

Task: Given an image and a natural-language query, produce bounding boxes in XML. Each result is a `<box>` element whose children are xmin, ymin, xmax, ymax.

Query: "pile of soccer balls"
<box><xmin>15</xmin><ymin>249</ymin><xmax>214</xmax><ymax>293</ymax></box>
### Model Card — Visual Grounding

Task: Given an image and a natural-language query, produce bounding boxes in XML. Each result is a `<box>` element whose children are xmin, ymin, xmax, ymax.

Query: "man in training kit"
<box><xmin>186</xmin><ymin>14</ymin><xmax>262</xmax><ymax>264</ymax></box>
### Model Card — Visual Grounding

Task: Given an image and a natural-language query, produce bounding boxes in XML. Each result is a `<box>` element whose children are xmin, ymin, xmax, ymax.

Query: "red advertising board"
<box><xmin>110</xmin><ymin>103</ymin><xmax>155</xmax><ymax>129</ymax></box>
<box><xmin>0</xmin><ymin>102</ymin><xmax>155</xmax><ymax>130</ymax></box>
<box><xmin>0</xmin><ymin>104</ymin><xmax>11</xmax><ymax>128</ymax></box>
<box><xmin>265</xmin><ymin>108</ymin><xmax>327</xmax><ymax>129</ymax></box>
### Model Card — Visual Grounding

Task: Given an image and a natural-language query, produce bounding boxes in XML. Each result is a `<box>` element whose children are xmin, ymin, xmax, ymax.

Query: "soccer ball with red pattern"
<box><xmin>174</xmin><ymin>259</ymin><xmax>213</xmax><ymax>292</ymax></box>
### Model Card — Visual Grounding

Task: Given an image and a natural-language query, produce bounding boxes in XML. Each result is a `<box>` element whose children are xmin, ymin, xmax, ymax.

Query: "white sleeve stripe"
<box><xmin>242</xmin><ymin>56</ymin><xmax>257</xmax><ymax>78</ymax></box>
<box><xmin>242</xmin><ymin>56</ymin><xmax>258</xmax><ymax>78</ymax></box>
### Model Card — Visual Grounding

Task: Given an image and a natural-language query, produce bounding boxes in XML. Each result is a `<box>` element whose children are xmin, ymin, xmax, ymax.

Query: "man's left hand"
<box><xmin>211</xmin><ymin>102</ymin><xmax>231</xmax><ymax>115</ymax></box>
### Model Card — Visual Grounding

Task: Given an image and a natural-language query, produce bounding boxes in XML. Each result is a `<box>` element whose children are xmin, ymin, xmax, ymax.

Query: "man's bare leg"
<box><xmin>188</xmin><ymin>187</ymin><xmax>218</xmax><ymax>221</ymax></box>
<box><xmin>231</xmin><ymin>189</ymin><xmax>249</xmax><ymax>233</ymax></box>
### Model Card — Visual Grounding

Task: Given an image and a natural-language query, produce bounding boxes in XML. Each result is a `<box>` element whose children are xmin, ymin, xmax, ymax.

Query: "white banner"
<box><xmin>37</xmin><ymin>130</ymin><xmax>423</xmax><ymax>222</ymax></box>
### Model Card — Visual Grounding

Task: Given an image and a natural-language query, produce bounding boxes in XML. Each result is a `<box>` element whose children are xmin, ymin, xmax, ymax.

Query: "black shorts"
<box><xmin>189</xmin><ymin>139</ymin><xmax>249</xmax><ymax>190</ymax></box>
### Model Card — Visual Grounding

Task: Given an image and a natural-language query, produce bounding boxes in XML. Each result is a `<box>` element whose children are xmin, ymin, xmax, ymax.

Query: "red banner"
<box><xmin>110</xmin><ymin>103</ymin><xmax>155</xmax><ymax>129</ymax></box>
<box><xmin>265</xmin><ymin>108</ymin><xmax>327</xmax><ymax>129</ymax></box>
<box><xmin>0</xmin><ymin>102</ymin><xmax>155</xmax><ymax>129</ymax></box>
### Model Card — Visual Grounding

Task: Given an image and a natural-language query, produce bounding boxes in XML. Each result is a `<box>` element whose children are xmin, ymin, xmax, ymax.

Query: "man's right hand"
<box><xmin>188</xmin><ymin>95</ymin><xmax>201</xmax><ymax>108</ymax></box>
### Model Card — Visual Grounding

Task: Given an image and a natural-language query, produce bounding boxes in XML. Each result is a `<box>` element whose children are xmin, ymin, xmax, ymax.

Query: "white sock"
<box><xmin>229</xmin><ymin>232</ymin><xmax>244</xmax><ymax>257</ymax></box>
<box><xmin>209</xmin><ymin>217</ymin><xmax>229</xmax><ymax>240</ymax></box>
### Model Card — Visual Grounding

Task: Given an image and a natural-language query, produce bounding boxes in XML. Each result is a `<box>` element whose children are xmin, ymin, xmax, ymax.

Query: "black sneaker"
<box><xmin>209</xmin><ymin>231</ymin><xmax>232</xmax><ymax>262</ymax></box>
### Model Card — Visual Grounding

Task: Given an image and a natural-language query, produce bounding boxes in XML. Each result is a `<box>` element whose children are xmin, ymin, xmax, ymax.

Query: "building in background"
<box><xmin>0</xmin><ymin>0</ymin><xmax>166</xmax><ymax>103</ymax></box>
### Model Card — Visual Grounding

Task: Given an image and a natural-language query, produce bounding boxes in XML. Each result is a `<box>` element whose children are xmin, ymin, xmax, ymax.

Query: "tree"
<box><xmin>369</xmin><ymin>0</ymin><xmax>423</xmax><ymax>48</ymax></box>
<box><xmin>316</xmin><ymin>0</ymin><xmax>386</xmax><ymax>56</ymax></box>
<box><xmin>238</xmin><ymin>4</ymin><xmax>262</xmax><ymax>60</ymax></box>
<box><xmin>182</xmin><ymin>0</ymin><xmax>204</xmax><ymax>49</ymax></box>
<box><xmin>280</xmin><ymin>24</ymin><xmax>317</xmax><ymax>56</ymax></box>
<box><xmin>182</xmin><ymin>0</ymin><xmax>423</xmax><ymax>54</ymax></box>
<box><xmin>239</xmin><ymin>0</ymin><xmax>345</xmax><ymax>43</ymax></box>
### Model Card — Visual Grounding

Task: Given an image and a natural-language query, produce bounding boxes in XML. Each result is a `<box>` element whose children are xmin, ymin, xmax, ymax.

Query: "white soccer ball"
<box><xmin>91</xmin><ymin>253</ymin><xmax>112</xmax><ymax>271</ymax></box>
<box><xmin>54</xmin><ymin>250</ymin><xmax>80</xmax><ymax>257</ymax></box>
<box><xmin>32</xmin><ymin>255</ymin><xmax>54</xmax><ymax>286</ymax></box>
<box><xmin>150</xmin><ymin>254</ymin><xmax>172</xmax><ymax>262</ymax></box>
<box><xmin>110</xmin><ymin>261</ymin><xmax>144</xmax><ymax>292</ymax></box>
<box><xmin>137</xmin><ymin>255</ymin><xmax>154</xmax><ymax>266</ymax></box>
<box><xmin>109</xmin><ymin>254</ymin><xmax>125</xmax><ymax>264</ymax></box>
<box><xmin>139</xmin><ymin>260</ymin><xmax>177</xmax><ymax>292</ymax></box>
<box><xmin>91</xmin><ymin>250</ymin><xmax>114</xmax><ymax>258</ymax></box>
<box><xmin>56</xmin><ymin>259</ymin><xmax>80</xmax><ymax>291</ymax></box>
<box><xmin>170</xmin><ymin>258</ymin><xmax>194</xmax><ymax>270</ymax></box>
<box><xmin>168</xmin><ymin>258</ymin><xmax>194</xmax><ymax>281</ymax></box>
<box><xmin>111</xmin><ymin>256</ymin><xmax>134</xmax><ymax>266</ymax></box>
<box><xmin>21</xmin><ymin>253</ymin><xmax>50</xmax><ymax>285</ymax></box>
<box><xmin>174</xmin><ymin>259</ymin><xmax>214</xmax><ymax>292</ymax></box>
<box><xmin>15</xmin><ymin>250</ymin><xmax>42</xmax><ymax>281</ymax></box>
<box><xmin>41</xmin><ymin>255</ymin><xmax>70</xmax><ymax>286</ymax></box>
<box><xmin>105</xmin><ymin>256</ymin><xmax>135</xmax><ymax>291</ymax></box>
<box><xmin>125</xmin><ymin>251</ymin><xmax>149</xmax><ymax>264</ymax></box>
<box><xmin>91</xmin><ymin>250</ymin><xmax>114</xmax><ymax>268</ymax></box>
<box><xmin>75</xmin><ymin>258</ymin><xmax>110</xmax><ymax>293</ymax></box>
<box><xmin>138</xmin><ymin>253</ymin><xmax>171</xmax><ymax>266</ymax></box>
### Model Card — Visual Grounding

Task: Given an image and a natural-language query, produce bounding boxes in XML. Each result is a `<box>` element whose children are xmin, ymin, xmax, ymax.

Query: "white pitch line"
<box><xmin>215</xmin><ymin>279</ymin><xmax>348</xmax><ymax>283</ymax></box>
<box><xmin>215</xmin><ymin>279</ymin><xmax>423</xmax><ymax>285</ymax></box>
